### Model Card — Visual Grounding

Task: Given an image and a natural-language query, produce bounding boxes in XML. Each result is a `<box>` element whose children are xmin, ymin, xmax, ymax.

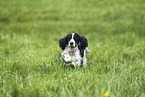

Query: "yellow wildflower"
<box><xmin>29</xmin><ymin>55</ymin><xmax>31</xmax><ymax>57</ymax></box>
<box><xmin>69</xmin><ymin>75</ymin><xmax>72</xmax><ymax>77</ymax></box>
<box><xmin>29</xmin><ymin>82</ymin><xmax>31</xmax><ymax>85</ymax></box>
<box><xmin>104</xmin><ymin>91</ymin><xmax>109</xmax><ymax>97</ymax></box>
<box><xmin>64</xmin><ymin>78</ymin><xmax>67</xmax><ymax>80</ymax></box>
<box><xmin>26</xmin><ymin>57</ymin><xmax>29</xmax><ymax>59</ymax></box>
<box><xmin>40</xmin><ymin>84</ymin><xmax>42</xmax><ymax>86</ymax></box>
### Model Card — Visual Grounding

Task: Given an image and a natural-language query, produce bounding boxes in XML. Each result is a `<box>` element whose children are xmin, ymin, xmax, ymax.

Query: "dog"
<box><xmin>59</xmin><ymin>33</ymin><xmax>90</xmax><ymax>67</ymax></box>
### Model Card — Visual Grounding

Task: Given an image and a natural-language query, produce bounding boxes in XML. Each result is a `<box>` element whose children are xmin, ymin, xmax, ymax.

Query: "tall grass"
<box><xmin>0</xmin><ymin>0</ymin><xmax>145</xmax><ymax>97</ymax></box>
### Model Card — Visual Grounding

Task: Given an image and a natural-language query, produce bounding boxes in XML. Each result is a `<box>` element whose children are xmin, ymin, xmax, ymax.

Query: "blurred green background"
<box><xmin>0</xmin><ymin>0</ymin><xmax>145</xmax><ymax>97</ymax></box>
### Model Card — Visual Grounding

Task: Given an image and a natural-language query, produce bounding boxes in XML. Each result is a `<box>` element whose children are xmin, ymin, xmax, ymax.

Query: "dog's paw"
<box><xmin>85</xmin><ymin>48</ymin><xmax>90</xmax><ymax>54</ymax></box>
<box><xmin>64</xmin><ymin>54</ymin><xmax>71</xmax><ymax>61</ymax></box>
<box><xmin>61</xmin><ymin>53</ymin><xmax>71</xmax><ymax>63</ymax></box>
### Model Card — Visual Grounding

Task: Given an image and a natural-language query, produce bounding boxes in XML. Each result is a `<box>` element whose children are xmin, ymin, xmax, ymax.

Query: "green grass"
<box><xmin>0</xmin><ymin>0</ymin><xmax>145</xmax><ymax>97</ymax></box>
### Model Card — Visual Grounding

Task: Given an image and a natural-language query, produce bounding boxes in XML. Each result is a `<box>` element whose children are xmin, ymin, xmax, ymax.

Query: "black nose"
<box><xmin>70</xmin><ymin>42</ymin><xmax>73</xmax><ymax>45</ymax></box>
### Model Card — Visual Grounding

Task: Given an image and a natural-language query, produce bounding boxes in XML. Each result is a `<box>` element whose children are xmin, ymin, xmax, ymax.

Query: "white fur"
<box><xmin>85</xmin><ymin>47</ymin><xmax>90</xmax><ymax>54</ymax></box>
<box><xmin>61</xmin><ymin>45</ymin><xmax>83</xmax><ymax>67</ymax></box>
<box><xmin>68</xmin><ymin>33</ymin><xmax>75</xmax><ymax>47</ymax></box>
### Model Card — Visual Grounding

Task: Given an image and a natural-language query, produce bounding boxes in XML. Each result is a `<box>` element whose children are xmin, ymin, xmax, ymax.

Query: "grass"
<box><xmin>0</xmin><ymin>0</ymin><xmax>145</xmax><ymax>97</ymax></box>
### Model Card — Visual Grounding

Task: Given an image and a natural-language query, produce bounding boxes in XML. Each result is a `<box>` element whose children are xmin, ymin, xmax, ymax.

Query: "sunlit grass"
<box><xmin>0</xmin><ymin>0</ymin><xmax>145</xmax><ymax>97</ymax></box>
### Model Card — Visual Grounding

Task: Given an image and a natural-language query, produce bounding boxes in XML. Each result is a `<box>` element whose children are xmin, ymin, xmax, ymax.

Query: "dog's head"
<box><xmin>59</xmin><ymin>33</ymin><xmax>88</xmax><ymax>50</ymax></box>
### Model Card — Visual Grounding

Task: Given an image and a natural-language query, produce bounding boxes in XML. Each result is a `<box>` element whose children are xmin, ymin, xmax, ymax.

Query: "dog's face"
<box><xmin>59</xmin><ymin>33</ymin><xmax>88</xmax><ymax>50</ymax></box>
<box><xmin>66</xmin><ymin>33</ymin><xmax>80</xmax><ymax>48</ymax></box>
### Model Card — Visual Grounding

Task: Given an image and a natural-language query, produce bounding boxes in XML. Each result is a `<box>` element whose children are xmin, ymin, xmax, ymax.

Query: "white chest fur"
<box><xmin>61</xmin><ymin>46</ymin><xmax>82</xmax><ymax>67</ymax></box>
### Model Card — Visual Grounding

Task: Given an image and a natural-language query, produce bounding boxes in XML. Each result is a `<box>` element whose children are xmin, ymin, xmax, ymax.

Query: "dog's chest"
<box><xmin>61</xmin><ymin>46</ymin><xmax>82</xmax><ymax>63</ymax></box>
<box><xmin>68</xmin><ymin>50</ymin><xmax>75</xmax><ymax>56</ymax></box>
<box><xmin>69</xmin><ymin>49</ymin><xmax>79</xmax><ymax>56</ymax></box>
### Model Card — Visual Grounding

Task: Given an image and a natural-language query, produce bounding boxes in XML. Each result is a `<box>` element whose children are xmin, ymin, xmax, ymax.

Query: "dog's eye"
<box><xmin>74</xmin><ymin>36</ymin><xmax>75</xmax><ymax>39</ymax></box>
<box><xmin>68</xmin><ymin>36</ymin><xmax>71</xmax><ymax>39</ymax></box>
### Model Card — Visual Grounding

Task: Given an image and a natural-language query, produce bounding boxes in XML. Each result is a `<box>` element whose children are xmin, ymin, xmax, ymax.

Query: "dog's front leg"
<box><xmin>76</xmin><ymin>60</ymin><xmax>81</xmax><ymax>66</ymax></box>
<box><xmin>72</xmin><ymin>62</ymin><xmax>76</xmax><ymax>68</ymax></box>
<box><xmin>82</xmin><ymin>57</ymin><xmax>86</xmax><ymax>67</ymax></box>
<box><xmin>82</xmin><ymin>50</ymin><xmax>87</xmax><ymax>67</ymax></box>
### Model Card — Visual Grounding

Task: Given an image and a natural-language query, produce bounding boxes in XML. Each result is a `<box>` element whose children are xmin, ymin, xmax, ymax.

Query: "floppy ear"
<box><xmin>80</xmin><ymin>36</ymin><xmax>88</xmax><ymax>49</ymax></box>
<box><xmin>59</xmin><ymin>37</ymin><xmax>67</xmax><ymax>50</ymax></box>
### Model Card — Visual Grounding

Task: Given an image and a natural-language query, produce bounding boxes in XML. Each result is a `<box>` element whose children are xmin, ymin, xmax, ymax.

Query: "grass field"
<box><xmin>0</xmin><ymin>0</ymin><xmax>145</xmax><ymax>97</ymax></box>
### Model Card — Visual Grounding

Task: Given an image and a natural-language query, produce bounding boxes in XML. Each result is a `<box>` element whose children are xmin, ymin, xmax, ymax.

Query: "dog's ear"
<box><xmin>59</xmin><ymin>37</ymin><xmax>67</xmax><ymax>50</ymax></box>
<box><xmin>80</xmin><ymin>36</ymin><xmax>88</xmax><ymax>49</ymax></box>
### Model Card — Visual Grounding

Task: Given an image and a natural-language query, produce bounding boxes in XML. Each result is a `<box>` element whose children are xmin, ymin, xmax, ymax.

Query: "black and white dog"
<box><xmin>59</xmin><ymin>33</ymin><xmax>90</xmax><ymax>67</ymax></box>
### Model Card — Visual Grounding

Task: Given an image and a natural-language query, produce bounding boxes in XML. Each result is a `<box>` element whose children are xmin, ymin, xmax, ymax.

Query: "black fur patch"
<box><xmin>59</xmin><ymin>37</ymin><xmax>67</xmax><ymax>50</ymax></box>
<box><xmin>80</xmin><ymin>36</ymin><xmax>88</xmax><ymax>49</ymax></box>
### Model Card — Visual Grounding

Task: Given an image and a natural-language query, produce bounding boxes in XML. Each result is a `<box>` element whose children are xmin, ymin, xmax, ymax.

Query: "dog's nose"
<box><xmin>70</xmin><ymin>42</ymin><xmax>73</xmax><ymax>45</ymax></box>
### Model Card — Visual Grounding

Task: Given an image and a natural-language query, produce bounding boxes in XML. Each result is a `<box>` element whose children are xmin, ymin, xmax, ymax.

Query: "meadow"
<box><xmin>0</xmin><ymin>0</ymin><xmax>145</xmax><ymax>97</ymax></box>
